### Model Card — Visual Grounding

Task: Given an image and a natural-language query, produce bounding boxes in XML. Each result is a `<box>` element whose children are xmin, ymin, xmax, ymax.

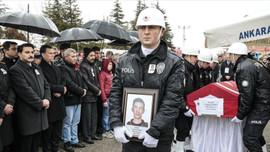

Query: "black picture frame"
<box><xmin>122</xmin><ymin>87</ymin><xmax>159</xmax><ymax>141</ymax></box>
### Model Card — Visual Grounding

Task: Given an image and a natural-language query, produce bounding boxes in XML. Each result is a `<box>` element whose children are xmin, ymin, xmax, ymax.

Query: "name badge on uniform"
<box><xmin>224</xmin><ymin>67</ymin><xmax>229</xmax><ymax>74</ymax></box>
<box><xmin>1</xmin><ymin>68</ymin><xmax>7</xmax><ymax>74</ymax></box>
<box><xmin>35</xmin><ymin>69</ymin><xmax>40</xmax><ymax>75</ymax></box>
<box><xmin>148</xmin><ymin>64</ymin><xmax>156</xmax><ymax>74</ymax></box>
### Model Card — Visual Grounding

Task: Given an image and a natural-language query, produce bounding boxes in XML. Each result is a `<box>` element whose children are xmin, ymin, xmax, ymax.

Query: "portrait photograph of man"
<box><xmin>124</xmin><ymin>94</ymin><xmax>153</xmax><ymax>137</ymax></box>
<box><xmin>127</xmin><ymin>98</ymin><xmax>149</xmax><ymax>127</ymax></box>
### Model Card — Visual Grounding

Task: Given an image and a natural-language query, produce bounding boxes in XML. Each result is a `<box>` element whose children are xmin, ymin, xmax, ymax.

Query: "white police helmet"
<box><xmin>212</xmin><ymin>53</ymin><xmax>219</xmax><ymax>63</ymax></box>
<box><xmin>136</xmin><ymin>8</ymin><xmax>166</xmax><ymax>29</ymax></box>
<box><xmin>198</xmin><ymin>49</ymin><xmax>213</xmax><ymax>63</ymax></box>
<box><xmin>227</xmin><ymin>42</ymin><xmax>248</xmax><ymax>55</ymax></box>
<box><xmin>182</xmin><ymin>48</ymin><xmax>200</xmax><ymax>56</ymax></box>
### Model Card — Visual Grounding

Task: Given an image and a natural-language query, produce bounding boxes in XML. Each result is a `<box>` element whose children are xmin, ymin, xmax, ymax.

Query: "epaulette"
<box><xmin>0</xmin><ymin>61</ymin><xmax>5</xmax><ymax>64</ymax></box>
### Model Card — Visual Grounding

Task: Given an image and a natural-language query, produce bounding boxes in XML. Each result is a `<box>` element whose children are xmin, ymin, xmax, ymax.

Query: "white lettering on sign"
<box><xmin>239</xmin><ymin>26</ymin><xmax>270</xmax><ymax>40</ymax></box>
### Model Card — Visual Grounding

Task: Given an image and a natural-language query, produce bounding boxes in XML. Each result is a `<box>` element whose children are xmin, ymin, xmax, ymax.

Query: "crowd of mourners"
<box><xmin>0</xmin><ymin>41</ymin><xmax>121</xmax><ymax>152</ymax></box>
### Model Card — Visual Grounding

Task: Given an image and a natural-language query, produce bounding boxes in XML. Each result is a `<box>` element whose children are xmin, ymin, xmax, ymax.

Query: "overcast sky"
<box><xmin>3</xmin><ymin>0</ymin><xmax>270</xmax><ymax>49</ymax></box>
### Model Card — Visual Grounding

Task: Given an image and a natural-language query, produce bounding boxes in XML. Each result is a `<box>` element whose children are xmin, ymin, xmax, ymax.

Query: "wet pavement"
<box><xmin>41</xmin><ymin>121</ymin><xmax>269</xmax><ymax>152</ymax></box>
<box><xmin>58</xmin><ymin>137</ymin><xmax>122</xmax><ymax>152</ymax></box>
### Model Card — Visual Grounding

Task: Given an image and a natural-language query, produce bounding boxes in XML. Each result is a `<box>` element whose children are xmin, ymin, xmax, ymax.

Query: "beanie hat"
<box><xmin>83</xmin><ymin>48</ymin><xmax>94</xmax><ymax>59</ymax></box>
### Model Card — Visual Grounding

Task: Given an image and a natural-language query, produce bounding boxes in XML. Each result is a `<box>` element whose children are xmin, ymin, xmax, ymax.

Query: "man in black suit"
<box><xmin>9</xmin><ymin>43</ymin><xmax>51</xmax><ymax>152</ymax></box>
<box><xmin>39</xmin><ymin>45</ymin><xmax>67</xmax><ymax>152</ymax></box>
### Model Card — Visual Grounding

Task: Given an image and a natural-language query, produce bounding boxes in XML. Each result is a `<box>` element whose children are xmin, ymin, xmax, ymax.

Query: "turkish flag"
<box><xmin>187</xmin><ymin>81</ymin><xmax>239</xmax><ymax>118</ymax></box>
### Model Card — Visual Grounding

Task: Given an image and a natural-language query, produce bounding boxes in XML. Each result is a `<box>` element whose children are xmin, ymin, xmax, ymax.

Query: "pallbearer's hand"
<box><xmin>184</xmin><ymin>109</ymin><xmax>195</xmax><ymax>117</ymax></box>
<box><xmin>231</xmin><ymin>116</ymin><xmax>242</xmax><ymax>123</ymax></box>
<box><xmin>138</xmin><ymin>132</ymin><xmax>159</xmax><ymax>148</ymax></box>
<box><xmin>114</xmin><ymin>126</ymin><xmax>133</xmax><ymax>143</ymax></box>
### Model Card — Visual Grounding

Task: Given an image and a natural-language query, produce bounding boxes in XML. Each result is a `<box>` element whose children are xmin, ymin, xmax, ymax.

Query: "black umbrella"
<box><xmin>108</xmin><ymin>36</ymin><xmax>139</xmax><ymax>46</ymax></box>
<box><xmin>130</xmin><ymin>36</ymin><xmax>139</xmax><ymax>44</ymax></box>
<box><xmin>0</xmin><ymin>11</ymin><xmax>60</xmax><ymax>40</ymax></box>
<box><xmin>128</xmin><ymin>31</ymin><xmax>139</xmax><ymax>39</ymax></box>
<box><xmin>50</xmin><ymin>27</ymin><xmax>103</xmax><ymax>43</ymax></box>
<box><xmin>82</xmin><ymin>20</ymin><xmax>131</xmax><ymax>42</ymax></box>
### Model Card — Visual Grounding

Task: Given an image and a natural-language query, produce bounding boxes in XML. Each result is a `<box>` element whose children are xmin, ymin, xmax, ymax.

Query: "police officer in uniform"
<box><xmin>195</xmin><ymin>50</ymin><xmax>213</xmax><ymax>88</ymax></box>
<box><xmin>175</xmin><ymin>48</ymin><xmax>200</xmax><ymax>152</ymax></box>
<box><xmin>229</xmin><ymin>42</ymin><xmax>270</xmax><ymax>152</ymax></box>
<box><xmin>208</xmin><ymin>53</ymin><xmax>220</xmax><ymax>83</ymax></box>
<box><xmin>109</xmin><ymin>8</ymin><xmax>185</xmax><ymax>152</ymax></box>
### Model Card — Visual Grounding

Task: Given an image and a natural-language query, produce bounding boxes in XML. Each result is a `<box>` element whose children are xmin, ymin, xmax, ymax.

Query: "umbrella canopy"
<box><xmin>130</xmin><ymin>36</ymin><xmax>139</xmax><ymax>44</ymax></box>
<box><xmin>108</xmin><ymin>36</ymin><xmax>139</xmax><ymax>46</ymax></box>
<box><xmin>128</xmin><ymin>31</ymin><xmax>139</xmax><ymax>39</ymax></box>
<box><xmin>50</xmin><ymin>27</ymin><xmax>103</xmax><ymax>43</ymax></box>
<box><xmin>82</xmin><ymin>20</ymin><xmax>131</xmax><ymax>42</ymax></box>
<box><xmin>0</xmin><ymin>39</ymin><xmax>27</xmax><ymax>45</ymax></box>
<box><xmin>0</xmin><ymin>11</ymin><xmax>60</xmax><ymax>37</ymax></box>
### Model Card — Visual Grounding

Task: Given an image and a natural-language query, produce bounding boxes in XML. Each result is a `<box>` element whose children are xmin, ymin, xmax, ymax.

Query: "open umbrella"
<box><xmin>108</xmin><ymin>36</ymin><xmax>139</xmax><ymax>46</ymax></box>
<box><xmin>128</xmin><ymin>31</ymin><xmax>139</xmax><ymax>39</ymax></box>
<box><xmin>82</xmin><ymin>20</ymin><xmax>131</xmax><ymax>42</ymax></box>
<box><xmin>50</xmin><ymin>27</ymin><xmax>103</xmax><ymax>43</ymax></box>
<box><xmin>130</xmin><ymin>36</ymin><xmax>139</xmax><ymax>44</ymax></box>
<box><xmin>0</xmin><ymin>39</ymin><xmax>27</xmax><ymax>45</ymax></box>
<box><xmin>0</xmin><ymin>11</ymin><xmax>60</xmax><ymax>40</ymax></box>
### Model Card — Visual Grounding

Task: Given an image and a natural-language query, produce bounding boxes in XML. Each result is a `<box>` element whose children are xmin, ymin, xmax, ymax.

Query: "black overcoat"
<box><xmin>39</xmin><ymin>59</ymin><xmax>66</xmax><ymax>122</ymax></box>
<box><xmin>9</xmin><ymin>59</ymin><xmax>51</xmax><ymax>135</ymax></box>
<box><xmin>0</xmin><ymin>62</ymin><xmax>15</xmax><ymax>146</ymax></box>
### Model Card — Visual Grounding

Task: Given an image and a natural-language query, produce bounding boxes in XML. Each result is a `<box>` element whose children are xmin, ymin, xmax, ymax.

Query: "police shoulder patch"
<box><xmin>241</xmin><ymin>80</ymin><xmax>249</xmax><ymax>87</ymax></box>
<box><xmin>156</xmin><ymin>62</ymin><xmax>165</xmax><ymax>74</ymax></box>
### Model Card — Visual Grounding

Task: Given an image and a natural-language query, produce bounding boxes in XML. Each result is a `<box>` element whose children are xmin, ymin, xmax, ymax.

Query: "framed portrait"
<box><xmin>122</xmin><ymin>88</ymin><xmax>159</xmax><ymax>141</ymax></box>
